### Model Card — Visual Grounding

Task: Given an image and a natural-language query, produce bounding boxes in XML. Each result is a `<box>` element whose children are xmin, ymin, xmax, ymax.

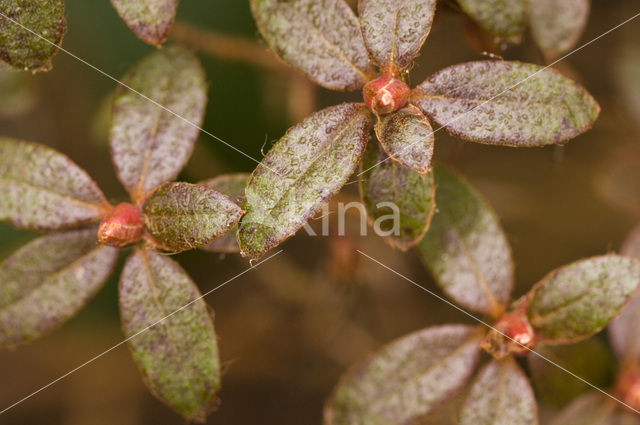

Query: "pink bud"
<box><xmin>97</xmin><ymin>202</ymin><xmax>143</xmax><ymax>248</ymax></box>
<box><xmin>363</xmin><ymin>74</ymin><xmax>410</xmax><ymax>115</ymax></box>
<box><xmin>616</xmin><ymin>365</ymin><xmax>640</xmax><ymax>412</ymax></box>
<box><xmin>481</xmin><ymin>311</ymin><xmax>536</xmax><ymax>359</ymax></box>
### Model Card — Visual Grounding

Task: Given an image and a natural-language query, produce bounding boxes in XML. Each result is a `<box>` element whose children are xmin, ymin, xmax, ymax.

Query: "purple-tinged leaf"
<box><xmin>358</xmin><ymin>0</ymin><xmax>436</xmax><ymax>73</ymax></box>
<box><xmin>119</xmin><ymin>249</ymin><xmax>220</xmax><ymax>422</ymax></box>
<box><xmin>530</xmin><ymin>0</ymin><xmax>590</xmax><ymax>61</ymax></box>
<box><xmin>110</xmin><ymin>0</ymin><xmax>177</xmax><ymax>47</ymax></box>
<box><xmin>457</xmin><ymin>0</ymin><xmax>527</xmax><ymax>42</ymax></box>
<box><xmin>0</xmin><ymin>228</ymin><xmax>118</xmax><ymax>348</ymax></box>
<box><xmin>324</xmin><ymin>325</ymin><xmax>482</xmax><ymax>425</ymax></box>
<box><xmin>411</xmin><ymin>61</ymin><xmax>600</xmax><ymax>147</ymax></box>
<box><xmin>110</xmin><ymin>46</ymin><xmax>207</xmax><ymax>200</ymax></box>
<box><xmin>549</xmin><ymin>392</ymin><xmax>624</xmax><ymax>425</ymax></box>
<box><xmin>199</xmin><ymin>173</ymin><xmax>249</xmax><ymax>254</ymax></box>
<box><xmin>142</xmin><ymin>182</ymin><xmax>244</xmax><ymax>253</ymax></box>
<box><xmin>359</xmin><ymin>141</ymin><xmax>435</xmax><ymax>250</ymax></box>
<box><xmin>0</xmin><ymin>0</ymin><xmax>65</xmax><ymax>72</ymax></box>
<box><xmin>0</xmin><ymin>139</ymin><xmax>109</xmax><ymax>231</ymax></box>
<box><xmin>250</xmin><ymin>0</ymin><xmax>374</xmax><ymax>91</ymax></box>
<box><xmin>461</xmin><ymin>358</ymin><xmax>537</xmax><ymax>425</ymax></box>
<box><xmin>374</xmin><ymin>104</ymin><xmax>434</xmax><ymax>174</ymax></box>
<box><xmin>417</xmin><ymin>164</ymin><xmax>513</xmax><ymax>318</ymax></box>
<box><xmin>239</xmin><ymin>103</ymin><xmax>372</xmax><ymax>259</ymax></box>
<box><xmin>527</xmin><ymin>255</ymin><xmax>640</xmax><ymax>345</ymax></box>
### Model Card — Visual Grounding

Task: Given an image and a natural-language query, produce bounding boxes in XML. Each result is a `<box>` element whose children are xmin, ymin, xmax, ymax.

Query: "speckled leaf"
<box><xmin>110</xmin><ymin>46</ymin><xmax>206</xmax><ymax>200</ymax></box>
<box><xmin>0</xmin><ymin>0</ymin><xmax>65</xmax><ymax>72</ymax></box>
<box><xmin>417</xmin><ymin>164</ymin><xmax>513</xmax><ymax>318</ymax></box>
<box><xmin>239</xmin><ymin>103</ymin><xmax>372</xmax><ymax>259</ymax></box>
<box><xmin>457</xmin><ymin>0</ymin><xmax>527</xmax><ymax>42</ymax></box>
<box><xmin>120</xmin><ymin>249</ymin><xmax>220</xmax><ymax>422</ymax></box>
<box><xmin>0</xmin><ymin>228</ymin><xmax>118</xmax><ymax>348</ymax></box>
<box><xmin>111</xmin><ymin>0</ymin><xmax>177</xmax><ymax>46</ymax></box>
<box><xmin>549</xmin><ymin>392</ymin><xmax>625</xmax><ymax>425</ymax></box>
<box><xmin>0</xmin><ymin>139</ymin><xmax>109</xmax><ymax>231</ymax></box>
<box><xmin>142</xmin><ymin>182</ymin><xmax>243</xmax><ymax>253</ymax></box>
<box><xmin>527</xmin><ymin>255</ymin><xmax>640</xmax><ymax>344</ymax></box>
<box><xmin>250</xmin><ymin>0</ymin><xmax>374</xmax><ymax>91</ymax></box>
<box><xmin>375</xmin><ymin>104</ymin><xmax>434</xmax><ymax>174</ymax></box>
<box><xmin>324</xmin><ymin>325</ymin><xmax>482</xmax><ymax>425</ymax></box>
<box><xmin>359</xmin><ymin>141</ymin><xmax>435</xmax><ymax>250</ymax></box>
<box><xmin>358</xmin><ymin>0</ymin><xmax>436</xmax><ymax>73</ymax></box>
<box><xmin>411</xmin><ymin>61</ymin><xmax>600</xmax><ymax>147</ymax></box>
<box><xmin>529</xmin><ymin>0</ymin><xmax>589</xmax><ymax>61</ymax></box>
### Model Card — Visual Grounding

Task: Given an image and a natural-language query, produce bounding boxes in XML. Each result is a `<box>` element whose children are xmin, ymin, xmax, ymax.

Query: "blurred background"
<box><xmin>1</xmin><ymin>0</ymin><xmax>640</xmax><ymax>424</ymax></box>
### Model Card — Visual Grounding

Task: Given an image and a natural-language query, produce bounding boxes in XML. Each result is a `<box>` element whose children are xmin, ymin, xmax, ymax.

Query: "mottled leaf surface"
<box><xmin>549</xmin><ymin>392</ymin><xmax>626</xmax><ymax>425</ymax></box>
<box><xmin>111</xmin><ymin>0</ymin><xmax>177</xmax><ymax>46</ymax></box>
<box><xmin>0</xmin><ymin>0</ymin><xmax>65</xmax><ymax>72</ymax></box>
<box><xmin>358</xmin><ymin>0</ymin><xmax>436</xmax><ymax>73</ymax></box>
<box><xmin>142</xmin><ymin>182</ymin><xmax>243</xmax><ymax>253</ymax></box>
<box><xmin>412</xmin><ymin>61</ymin><xmax>600</xmax><ymax>146</ymax></box>
<box><xmin>527</xmin><ymin>255</ymin><xmax>640</xmax><ymax>344</ymax></box>
<box><xmin>110</xmin><ymin>46</ymin><xmax>206</xmax><ymax>199</ymax></box>
<box><xmin>417</xmin><ymin>164</ymin><xmax>513</xmax><ymax>318</ymax></box>
<box><xmin>250</xmin><ymin>0</ymin><xmax>373</xmax><ymax>91</ymax></box>
<box><xmin>199</xmin><ymin>174</ymin><xmax>249</xmax><ymax>253</ymax></box>
<box><xmin>120</xmin><ymin>249</ymin><xmax>220</xmax><ymax>422</ymax></box>
<box><xmin>325</xmin><ymin>325</ymin><xmax>481</xmax><ymax>425</ymax></box>
<box><xmin>239</xmin><ymin>103</ymin><xmax>372</xmax><ymax>259</ymax></box>
<box><xmin>375</xmin><ymin>104</ymin><xmax>434</xmax><ymax>174</ymax></box>
<box><xmin>360</xmin><ymin>141</ymin><xmax>435</xmax><ymax>250</ymax></box>
<box><xmin>457</xmin><ymin>0</ymin><xmax>527</xmax><ymax>42</ymax></box>
<box><xmin>0</xmin><ymin>228</ymin><xmax>118</xmax><ymax>347</ymax></box>
<box><xmin>0</xmin><ymin>139</ymin><xmax>109</xmax><ymax>231</ymax></box>
<box><xmin>529</xmin><ymin>0</ymin><xmax>589</xmax><ymax>61</ymax></box>
<box><xmin>460</xmin><ymin>359</ymin><xmax>537</xmax><ymax>425</ymax></box>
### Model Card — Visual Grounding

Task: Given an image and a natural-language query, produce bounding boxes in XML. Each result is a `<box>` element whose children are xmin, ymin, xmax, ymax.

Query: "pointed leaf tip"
<box><xmin>111</xmin><ymin>0</ymin><xmax>178</xmax><ymax>46</ymax></box>
<box><xmin>530</xmin><ymin>0</ymin><xmax>590</xmax><ymax>61</ymax></box>
<box><xmin>457</xmin><ymin>0</ymin><xmax>527</xmax><ymax>42</ymax></box>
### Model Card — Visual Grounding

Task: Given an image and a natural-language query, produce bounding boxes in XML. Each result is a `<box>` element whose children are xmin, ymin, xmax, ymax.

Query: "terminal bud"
<box><xmin>97</xmin><ymin>202</ymin><xmax>143</xmax><ymax>248</ymax></box>
<box><xmin>363</xmin><ymin>74</ymin><xmax>410</xmax><ymax>115</ymax></box>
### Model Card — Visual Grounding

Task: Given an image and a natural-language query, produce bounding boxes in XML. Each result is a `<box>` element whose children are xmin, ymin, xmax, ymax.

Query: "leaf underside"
<box><xmin>110</xmin><ymin>0</ymin><xmax>178</xmax><ymax>46</ymax></box>
<box><xmin>529</xmin><ymin>0</ymin><xmax>590</xmax><ymax>61</ymax></box>
<box><xmin>411</xmin><ymin>60</ymin><xmax>600</xmax><ymax>147</ymax></box>
<box><xmin>457</xmin><ymin>0</ymin><xmax>527</xmax><ymax>42</ymax></box>
<box><xmin>119</xmin><ymin>249</ymin><xmax>220</xmax><ymax>422</ymax></box>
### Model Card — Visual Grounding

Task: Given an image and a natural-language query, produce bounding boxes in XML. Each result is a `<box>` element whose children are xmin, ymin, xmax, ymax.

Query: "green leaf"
<box><xmin>0</xmin><ymin>139</ymin><xmax>109</xmax><ymax>231</ymax></box>
<box><xmin>526</xmin><ymin>255</ymin><xmax>640</xmax><ymax>344</ymax></box>
<box><xmin>199</xmin><ymin>173</ymin><xmax>249</xmax><ymax>254</ymax></box>
<box><xmin>110</xmin><ymin>46</ymin><xmax>207</xmax><ymax>200</ymax></box>
<box><xmin>461</xmin><ymin>358</ymin><xmax>536</xmax><ymax>425</ymax></box>
<box><xmin>411</xmin><ymin>60</ymin><xmax>600</xmax><ymax>147</ymax></box>
<box><xmin>0</xmin><ymin>228</ymin><xmax>118</xmax><ymax>348</ymax></box>
<box><xmin>457</xmin><ymin>0</ymin><xmax>527</xmax><ymax>42</ymax></box>
<box><xmin>358</xmin><ymin>0</ymin><xmax>436</xmax><ymax>73</ymax></box>
<box><xmin>528</xmin><ymin>339</ymin><xmax>615</xmax><ymax>408</ymax></box>
<box><xmin>374</xmin><ymin>105</ymin><xmax>434</xmax><ymax>174</ymax></box>
<box><xmin>111</xmin><ymin>0</ymin><xmax>177</xmax><ymax>46</ymax></box>
<box><xmin>239</xmin><ymin>103</ymin><xmax>372</xmax><ymax>259</ymax></box>
<box><xmin>119</xmin><ymin>249</ymin><xmax>220</xmax><ymax>422</ymax></box>
<box><xmin>142</xmin><ymin>182</ymin><xmax>244</xmax><ymax>253</ymax></box>
<box><xmin>529</xmin><ymin>0</ymin><xmax>589</xmax><ymax>61</ymax></box>
<box><xmin>549</xmin><ymin>392</ymin><xmax>623</xmax><ymax>425</ymax></box>
<box><xmin>250</xmin><ymin>0</ymin><xmax>374</xmax><ymax>91</ymax></box>
<box><xmin>417</xmin><ymin>164</ymin><xmax>513</xmax><ymax>318</ymax></box>
<box><xmin>0</xmin><ymin>0</ymin><xmax>65</xmax><ymax>72</ymax></box>
<box><xmin>359</xmin><ymin>141</ymin><xmax>435</xmax><ymax>250</ymax></box>
<box><xmin>324</xmin><ymin>325</ymin><xmax>482</xmax><ymax>425</ymax></box>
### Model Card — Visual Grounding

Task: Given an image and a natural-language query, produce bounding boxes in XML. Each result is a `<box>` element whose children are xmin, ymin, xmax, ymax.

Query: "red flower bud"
<box><xmin>97</xmin><ymin>202</ymin><xmax>143</xmax><ymax>248</ymax></box>
<box><xmin>481</xmin><ymin>311</ymin><xmax>536</xmax><ymax>359</ymax></box>
<box><xmin>616</xmin><ymin>365</ymin><xmax>640</xmax><ymax>412</ymax></box>
<box><xmin>363</xmin><ymin>74</ymin><xmax>410</xmax><ymax>115</ymax></box>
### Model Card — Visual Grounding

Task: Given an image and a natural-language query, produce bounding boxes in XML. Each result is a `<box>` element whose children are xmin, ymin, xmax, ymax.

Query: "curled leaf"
<box><xmin>358</xmin><ymin>0</ymin><xmax>436</xmax><ymax>73</ymax></box>
<box><xmin>110</xmin><ymin>46</ymin><xmax>207</xmax><ymax>200</ymax></box>
<box><xmin>0</xmin><ymin>228</ymin><xmax>118</xmax><ymax>348</ymax></box>
<box><xmin>120</xmin><ymin>249</ymin><xmax>220</xmax><ymax>422</ymax></box>
<box><xmin>142</xmin><ymin>182</ymin><xmax>244</xmax><ymax>253</ymax></box>
<box><xmin>111</xmin><ymin>0</ymin><xmax>177</xmax><ymax>46</ymax></box>
<box><xmin>527</xmin><ymin>255</ymin><xmax>640</xmax><ymax>344</ymax></box>
<box><xmin>0</xmin><ymin>0</ymin><xmax>65</xmax><ymax>72</ymax></box>
<box><xmin>457</xmin><ymin>0</ymin><xmax>527</xmax><ymax>42</ymax></box>
<box><xmin>417</xmin><ymin>163</ymin><xmax>513</xmax><ymax>318</ymax></box>
<box><xmin>239</xmin><ymin>103</ymin><xmax>372</xmax><ymax>259</ymax></box>
<box><xmin>250</xmin><ymin>0</ymin><xmax>374</xmax><ymax>91</ymax></box>
<box><xmin>359</xmin><ymin>141</ymin><xmax>435</xmax><ymax>250</ymax></box>
<box><xmin>411</xmin><ymin>61</ymin><xmax>600</xmax><ymax>147</ymax></box>
<box><xmin>460</xmin><ymin>358</ymin><xmax>537</xmax><ymax>425</ymax></box>
<box><xmin>324</xmin><ymin>325</ymin><xmax>482</xmax><ymax>425</ymax></box>
<box><xmin>0</xmin><ymin>139</ymin><xmax>109</xmax><ymax>231</ymax></box>
<box><xmin>529</xmin><ymin>0</ymin><xmax>590</xmax><ymax>61</ymax></box>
